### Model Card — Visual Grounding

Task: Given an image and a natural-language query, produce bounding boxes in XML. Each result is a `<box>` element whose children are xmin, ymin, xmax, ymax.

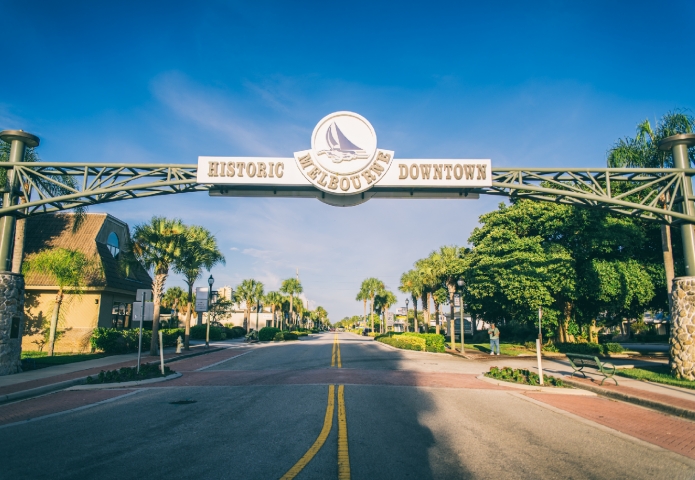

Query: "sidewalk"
<box><xmin>481</xmin><ymin>354</ymin><xmax>695</xmax><ymax>421</ymax></box>
<box><xmin>0</xmin><ymin>339</ymin><xmax>242</xmax><ymax>404</ymax></box>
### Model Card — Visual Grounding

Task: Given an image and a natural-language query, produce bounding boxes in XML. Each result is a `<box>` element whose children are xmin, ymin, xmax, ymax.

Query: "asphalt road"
<box><xmin>1</xmin><ymin>332</ymin><xmax>693</xmax><ymax>479</ymax></box>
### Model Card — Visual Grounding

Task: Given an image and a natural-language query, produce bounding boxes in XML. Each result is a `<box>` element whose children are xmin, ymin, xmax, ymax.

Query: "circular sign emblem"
<box><xmin>295</xmin><ymin>111</ymin><xmax>393</xmax><ymax>196</ymax></box>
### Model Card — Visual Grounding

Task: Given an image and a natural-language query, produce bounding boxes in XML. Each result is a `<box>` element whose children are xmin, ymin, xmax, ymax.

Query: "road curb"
<box><xmin>561</xmin><ymin>377</ymin><xmax>695</xmax><ymax>420</ymax></box>
<box><xmin>67</xmin><ymin>373</ymin><xmax>183</xmax><ymax>390</ymax></box>
<box><xmin>0</xmin><ymin>347</ymin><xmax>225</xmax><ymax>405</ymax></box>
<box><xmin>476</xmin><ymin>375</ymin><xmax>596</xmax><ymax>395</ymax></box>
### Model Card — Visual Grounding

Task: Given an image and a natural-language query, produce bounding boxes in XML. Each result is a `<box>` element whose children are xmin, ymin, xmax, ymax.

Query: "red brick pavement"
<box><xmin>566</xmin><ymin>375</ymin><xmax>695</xmax><ymax>413</ymax></box>
<box><xmin>153</xmin><ymin>368</ymin><xmax>513</xmax><ymax>389</ymax></box>
<box><xmin>0</xmin><ymin>348</ymin><xmax>229</xmax><ymax>397</ymax></box>
<box><xmin>527</xmin><ymin>392</ymin><xmax>695</xmax><ymax>460</ymax></box>
<box><xmin>0</xmin><ymin>390</ymin><xmax>135</xmax><ymax>427</ymax></box>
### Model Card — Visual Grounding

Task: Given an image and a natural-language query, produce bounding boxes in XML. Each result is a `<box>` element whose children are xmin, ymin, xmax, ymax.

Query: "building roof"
<box><xmin>24</xmin><ymin>213</ymin><xmax>152</xmax><ymax>292</ymax></box>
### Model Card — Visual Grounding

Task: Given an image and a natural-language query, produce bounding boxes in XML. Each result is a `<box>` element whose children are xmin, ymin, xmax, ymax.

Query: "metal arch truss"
<box><xmin>1</xmin><ymin>162</ymin><xmax>695</xmax><ymax>225</ymax></box>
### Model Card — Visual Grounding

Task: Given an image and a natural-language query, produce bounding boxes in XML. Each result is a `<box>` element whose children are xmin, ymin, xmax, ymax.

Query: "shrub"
<box><xmin>85</xmin><ymin>363</ymin><xmax>174</xmax><ymax>384</ymax></box>
<box><xmin>259</xmin><ymin>327</ymin><xmax>281</xmax><ymax>341</ymax></box>
<box><xmin>189</xmin><ymin>325</ymin><xmax>226</xmax><ymax>340</ymax></box>
<box><xmin>224</xmin><ymin>326</ymin><xmax>246</xmax><ymax>339</ymax></box>
<box><xmin>377</xmin><ymin>335</ymin><xmax>426</xmax><ymax>351</ymax></box>
<box><xmin>274</xmin><ymin>332</ymin><xmax>285</xmax><ymax>341</ymax></box>
<box><xmin>283</xmin><ymin>332</ymin><xmax>299</xmax><ymax>341</ymax></box>
<box><xmin>485</xmin><ymin>366</ymin><xmax>565</xmax><ymax>387</ymax></box>
<box><xmin>553</xmin><ymin>342</ymin><xmax>624</xmax><ymax>356</ymax></box>
<box><xmin>402</xmin><ymin>332</ymin><xmax>446</xmax><ymax>352</ymax></box>
<box><xmin>289</xmin><ymin>331</ymin><xmax>309</xmax><ymax>337</ymax></box>
<box><xmin>90</xmin><ymin>328</ymin><xmax>151</xmax><ymax>354</ymax></box>
<box><xmin>160</xmin><ymin>328</ymin><xmax>185</xmax><ymax>347</ymax></box>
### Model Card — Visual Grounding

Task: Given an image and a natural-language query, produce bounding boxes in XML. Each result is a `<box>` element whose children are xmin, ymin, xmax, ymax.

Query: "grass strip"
<box><xmin>616</xmin><ymin>364</ymin><xmax>695</xmax><ymax>390</ymax></box>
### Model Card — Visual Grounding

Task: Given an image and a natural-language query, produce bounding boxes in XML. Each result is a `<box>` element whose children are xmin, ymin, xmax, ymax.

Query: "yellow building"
<box><xmin>22</xmin><ymin>213</ymin><xmax>152</xmax><ymax>353</ymax></box>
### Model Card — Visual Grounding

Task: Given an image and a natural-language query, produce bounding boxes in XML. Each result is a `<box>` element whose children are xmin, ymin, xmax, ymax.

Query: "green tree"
<box><xmin>399</xmin><ymin>269</ymin><xmax>423</xmax><ymax>332</ymax></box>
<box><xmin>280</xmin><ymin>278</ymin><xmax>303</xmax><ymax>328</ymax></box>
<box><xmin>162</xmin><ymin>286</ymin><xmax>187</xmax><ymax>327</ymax></box>
<box><xmin>415</xmin><ymin>256</ymin><xmax>439</xmax><ymax>332</ymax></box>
<box><xmin>172</xmin><ymin>225</ymin><xmax>225</xmax><ymax>349</ymax></box>
<box><xmin>22</xmin><ymin>248</ymin><xmax>98</xmax><ymax>356</ymax></box>
<box><xmin>360</xmin><ymin>277</ymin><xmax>385</xmax><ymax>333</ymax></box>
<box><xmin>264</xmin><ymin>291</ymin><xmax>285</xmax><ymax>329</ymax></box>
<box><xmin>235</xmin><ymin>279</ymin><xmax>265</xmax><ymax>332</ymax></box>
<box><xmin>356</xmin><ymin>287</ymin><xmax>368</xmax><ymax>327</ymax></box>
<box><xmin>430</xmin><ymin>245</ymin><xmax>468</xmax><ymax>336</ymax></box>
<box><xmin>132</xmin><ymin>216</ymin><xmax>186</xmax><ymax>355</ymax></box>
<box><xmin>315</xmin><ymin>305</ymin><xmax>328</xmax><ymax>330</ymax></box>
<box><xmin>375</xmin><ymin>290</ymin><xmax>397</xmax><ymax>333</ymax></box>
<box><xmin>0</xmin><ymin>143</ymin><xmax>86</xmax><ymax>273</ymax></box>
<box><xmin>607</xmin><ymin>110</ymin><xmax>695</xmax><ymax>303</ymax></box>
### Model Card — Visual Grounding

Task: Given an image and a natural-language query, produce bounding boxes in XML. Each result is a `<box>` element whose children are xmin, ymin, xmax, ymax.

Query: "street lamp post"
<box><xmin>206</xmin><ymin>274</ymin><xmax>214</xmax><ymax>348</ymax></box>
<box><xmin>457</xmin><ymin>278</ymin><xmax>465</xmax><ymax>353</ymax></box>
<box><xmin>405</xmin><ymin>298</ymin><xmax>410</xmax><ymax>332</ymax></box>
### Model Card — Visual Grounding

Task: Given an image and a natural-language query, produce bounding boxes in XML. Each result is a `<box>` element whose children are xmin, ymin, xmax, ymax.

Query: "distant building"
<box><xmin>22</xmin><ymin>213</ymin><xmax>152</xmax><ymax>352</ymax></box>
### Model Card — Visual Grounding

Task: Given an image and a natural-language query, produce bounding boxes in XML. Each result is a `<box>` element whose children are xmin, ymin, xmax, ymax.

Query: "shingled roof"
<box><xmin>23</xmin><ymin>213</ymin><xmax>152</xmax><ymax>292</ymax></box>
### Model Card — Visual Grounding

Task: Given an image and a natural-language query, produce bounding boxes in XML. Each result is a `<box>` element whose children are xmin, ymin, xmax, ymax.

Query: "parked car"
<box><xmin>362</xmin><ymin>328</ymin><xmax>372</xmax><ymax>336</ymax></box>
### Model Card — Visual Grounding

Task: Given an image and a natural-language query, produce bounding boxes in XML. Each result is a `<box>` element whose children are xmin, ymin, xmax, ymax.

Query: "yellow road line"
<box><xmin>336</xmin><ymin>334</ymin><xmax>342</xmax><ymax>368</ymax></box>
<box><xmin>280</xmin><ymin>385</ymin><xmax>335</xmax><ymax>480</ymax></box>
<box><xmin>331</xmin><ymin>335</ymin><xmax>338</xmax><ymax>367</ymax></box>
<box><xmin>337</xmin><ymin>385</ymin><xmax>351</xmax><ymax>479</ymax></box>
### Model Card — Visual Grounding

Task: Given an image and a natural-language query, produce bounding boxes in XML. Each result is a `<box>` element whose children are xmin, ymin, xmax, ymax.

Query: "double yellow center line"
<box><xmin>281</xmin><ymin>334</ymin><xmax>350</xmax><ymax>480</ymax></box>
<box><xmin>331</xmin><ymin>333</ymin><xmax>342</xmax><ymax>368</ymax></box>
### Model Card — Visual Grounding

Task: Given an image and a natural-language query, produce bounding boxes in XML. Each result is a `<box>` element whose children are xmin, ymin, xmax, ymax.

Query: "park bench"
<box><xmin>566</xmin><ymin>353</ymin><xmax>618</xmax><ymax>386</ymax></box>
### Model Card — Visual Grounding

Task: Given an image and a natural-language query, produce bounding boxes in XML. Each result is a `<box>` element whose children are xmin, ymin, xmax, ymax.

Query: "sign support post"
<box><xmin>135</xmin><ymin>289</ymin><xmax>152</xmax><ymax>374</ymax></box>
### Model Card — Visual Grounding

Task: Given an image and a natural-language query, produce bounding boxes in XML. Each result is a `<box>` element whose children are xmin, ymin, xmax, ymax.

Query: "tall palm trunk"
<box><xmin>184</xmin><ymin>283</ymin><xmax>193</xmax><ymax>350</ymax></box>
<box><xmin>434</xmin><ymin>301</ymin><xmax>441</xmax><ymax>335</ymax></box>
<box><xmin>370</xmin><ymin>296</ymin><xmax>375</xmax><ymax>333</ymax></box>
<box><xmin>47</xmin><ymin>289</ymin><xmax>64</xmax><ymax>356</ymax></box>
<box><xmin>420</xmin><ymin>292</ymin><xmax>428</xmax><ymax>333</ymax></box>
<box><xmin>448</xmin><ymin>285</ymin><xmax>456</xmax><ymax>349</ymax></box>
<box><xmin>150</xmin><ymin>270</ymin><xmax>167</xmax><ymax>355</ymax></box>
<box><xmin>412</xmin><ymin>295</ymin><xmax>418</xmax><ymax>333</ymax></box>
<box><xmin>363</xmin><ymin>300</ymin><xmax>367</xmax><ymax>327</ymax></box>
<box><xmin>289</xmin><ymin>295</ymin><xmax>294</xmax><ymax>330</ymax></box>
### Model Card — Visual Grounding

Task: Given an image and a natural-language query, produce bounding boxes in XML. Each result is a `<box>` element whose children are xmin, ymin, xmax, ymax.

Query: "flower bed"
<box><xmin>485</xmin><ymin>366</ymin><xmax>566</xmax><ymax>387</ymax></box>
<box><xmin>85</xmin><ymin>363</ymin><xmax>175</xmax><ymax>384</ymax></box>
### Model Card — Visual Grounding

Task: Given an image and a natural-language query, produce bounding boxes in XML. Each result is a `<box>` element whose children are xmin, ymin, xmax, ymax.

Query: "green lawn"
<box><xmin>448</xmin><ymin>342</ymin><xmax>534</xmax><ymax>356</ymax></box>
<box><xmin>616</xmin><ymin>364</ymin><xmax>695</xmax><ymax>390</ymax></box>
<box><xmin>21</xmin><ymin>351</ymin><xmax>108</xmax><ymax>369</ymax></box>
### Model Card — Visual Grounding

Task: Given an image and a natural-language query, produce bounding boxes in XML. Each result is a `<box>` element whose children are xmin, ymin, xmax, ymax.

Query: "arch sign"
<box><xmin>197</xmin><ymin>111</ymin><xmax>491</xmax><ymax>206</ymax></box>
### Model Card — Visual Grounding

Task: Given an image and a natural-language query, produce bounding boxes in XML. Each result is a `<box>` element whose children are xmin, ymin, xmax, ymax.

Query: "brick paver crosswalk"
<box><xmin>527</xmin><ymin>392</ymin><xmax>695</xmax><ymax>459</ymax></box>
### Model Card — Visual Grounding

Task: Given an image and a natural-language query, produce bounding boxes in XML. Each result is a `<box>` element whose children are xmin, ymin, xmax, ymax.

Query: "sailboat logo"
<box><xmin>317</xmin><ymin>122</ymin><xmax>370</xmax><ymax>163</ymax></box>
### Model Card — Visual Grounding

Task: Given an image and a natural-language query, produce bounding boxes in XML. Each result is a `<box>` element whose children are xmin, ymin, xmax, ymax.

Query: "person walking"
<box><xmin>488</xmin><ymin>323</ymin><xmax>500</xmax><ymax>355</ymax></box>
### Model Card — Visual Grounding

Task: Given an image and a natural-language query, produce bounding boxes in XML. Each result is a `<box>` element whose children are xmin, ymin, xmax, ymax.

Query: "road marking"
<box><xmin>195</xmin><ymin>349</ymin><xmax>254</xmax><ymax>371</ymax></box>
<box><xmin>280</xmin><ymin>385</ymin><xmax>335</xmax><ymax>480</ymax></box>
<box><xmin>331</xmin><ymin>335</ymin><xmax>338</xmax><ymax>367</ymax></box>
<box><xmin>336</xmin><ymin>334</ymin><xmax>342</xmax><ymax>368</ymax></box>
<box><xmin>337</xmin><ymin>385</ymin><xmax>351</xmax><ymax>479</ymax></box>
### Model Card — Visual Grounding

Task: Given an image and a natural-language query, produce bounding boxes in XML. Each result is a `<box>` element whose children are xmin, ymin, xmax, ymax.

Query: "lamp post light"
<box><xmin>206</xmin><ymin>274</ymin><xmax>214</xmax><ymax>348</ymax></box>
<box><xmin>457</xmin><ymin>278</ymin><xmax>465</xmax><ymax>353</ymax></box>
<box><xmin>405</xmin><ymin>298</ymin><xmax>410</xmax><ymax>332</ymax></box>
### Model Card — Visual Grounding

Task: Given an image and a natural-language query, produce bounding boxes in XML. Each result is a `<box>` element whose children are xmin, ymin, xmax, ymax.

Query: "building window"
<box><xmin>107</xmin><ymin>232</ymin><xmax>120</xmax><ymax>258</ymax></box>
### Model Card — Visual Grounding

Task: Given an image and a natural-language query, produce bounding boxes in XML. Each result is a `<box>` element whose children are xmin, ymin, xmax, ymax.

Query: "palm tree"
<box><xmin>0</xmin><ymin>143</ymin><xmax>87</xmax><ymax>273</ymax></box>
<box><xmin>316</xmin><ymin>305</ymin><xmax>328</xmax><ymax>330</ymax></box>
<box><xmin>361</xmin><ymin>277</ymin><xmax>385</xmax><ymax>334</ymax></box>
<box><xmin>162</xmin><ymin>286</ymin><xmax>187</xmax><ymax>327</ymax></box>
<box><xmin>608</xmin><ymin>111</ymin><xmax>695</xmax><ymax>303</ymax></box>
<box><xmin>132</xmin><ymin>216</ymin><xmax>186</xmax><ymax>355</ymax></box>
<box><xmin>431</xmin><ymin>245</ymin><xmax>468</xmax><ymax>337</ymax></box>
<box><xmin>415</xmin><ymin>257</ymin><xmax>439</xmax><ymax>333</ymax></box>
<box><xmin>265</xmin><ymin>291</ymin><xmax>285</xmax><ymax>328</ymax></box>
<box><xmin>254</xmin><ymin>285</ymin><xmax>266</xmax><ymax>332</ymax></box>
<box><xmin>399</xmin><ymin>269</ymin><xmax>422</xmax><ymax>332</ymax></box>
<box><xmin>280</xmin><ymin>278</ymin><xmax>303</xmax><ymax>328</ymax></box>
<box><xmin>22</xmin><ymin>248</ymin><xmax>97</xmax><ymax>356</ymax></box>
<box><xmin>235</xmin><ymin>279</ymin><xmax>264</xmax><ymax>332</ymax></box>
<box><xmin>375</xmin><ymin>290</ymin><xmax>397</xmax><ymax>333</ymax></box>
<box><xmin>356</xmin><ymin>288</ymin><xmax>368</xmax><ymax>328</ymax></box>
<box><xmin>172</xmin><ymin>225</ymin><xmax>225</xmax><ymax>349</ymax></box>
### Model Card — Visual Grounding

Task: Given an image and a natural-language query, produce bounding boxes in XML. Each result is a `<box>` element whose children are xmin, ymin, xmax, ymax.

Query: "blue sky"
<box><xmin>2</xmin><ymin>1</ymin><xmax>695</xmax><ymax>321</ymax></box>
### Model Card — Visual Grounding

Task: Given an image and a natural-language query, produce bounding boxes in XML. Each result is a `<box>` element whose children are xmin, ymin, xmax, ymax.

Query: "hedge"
<box><xmin>225</xmin><ymin>326</ymin><xmax>246</xmax><ymax>338</ymax></box>
<box><xmin>377</xmin><ymin>335</ymin><xmax>426</xmax><ymax>351</ymax></box>
<box><xmin>259</xmin><ymin>327</ymin><xmax>281</xmax><ymax>341</ymax></box>
<box><xmin>401</xmin><ymin>332</ymin><xmax>446</xmax><ymax>352</ymax></box>
<box><xmin>189</xmin><ymin>325</ymin><xmax>226</xmax><ymax>341</ymax></box>
<box><xmin>552</xmin><ymin>342</ymin><xmax>624</xmax><ymax>356</ymax></box>
<box><xmin>375</xmin><ymin>332</ymin><xmax>446</xmax><ymax>353</ymax></box>
<box><xmin>90</xmin><ymin>328</ymin><xmax>186</xmax><ymax>354</ymax></box>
